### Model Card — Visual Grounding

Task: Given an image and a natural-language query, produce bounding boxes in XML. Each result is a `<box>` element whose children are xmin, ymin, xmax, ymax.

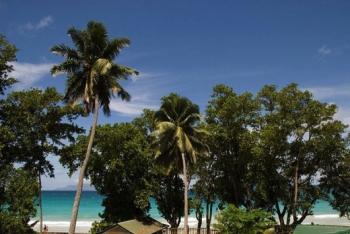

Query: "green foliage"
<box><xmin>89</xmin><ymin>220</ymin><xmax>113</xmax><ymax>234</ymax></box>
<box><xmin>214</xmin><ymin>204</ymin><xmax>275</xmax><ymax>234</ymax></box>
<box><xmin>0</xmin><ymin>166</ymin><xmax>38</xmax><ymax>234</ymax></box>
<box><xmin>326</xmin><ymin>147</ymin><xmax>350</xmax><ymax>220</ymax></box>
<box><xmin>0</xmin><ymin>35</ymin><xmax>17</xmax><ymax>95</ymax></box>
<box><xmin>205</xmin><ymin>84</ymin><xmax>259</xmax><ymax>207</ymax></box>
<box><xmin>0</xmin><ymin>35</ymin><xmax>17</xmax><ymax>157</ymax></box>
<box><xmin>132</xmin><ymin>109</ymin><xmax>157</xmax><ymax>140</ymax></box>
<box><xmin>192</xmin><ymin>140</ymin><xmax>219</xmax><ymax>229</ymax></box>
<box><xmin>205</xmin><ymin>83</ymin><xmax>349</xmax><ymax>231</ymax></box>
<box><xmin>152</xmin><ymin>93</ymin><xmax>207</xmax><ymax>232</ymax></box>
<box><xmin>153</xmin><ymin>171</ymin><xmax>184</xmax><ymax>228</ymax></box>
<box><xmin>190</xmin><ymin>193</ymin><xmax>204</xmax><ymax>228</ymax></box>
<box><xmin>0</xmin><ymin>87</ymin><xmax>83</xmax><ymax>233</ymax></box>
<box><xmin>51</xmin><ymin>21</ymin><xmax>138</xmax><ymax>115</ymax></box>
<box><xmin>61</xmin><ymin>123</ymin><xmax>154</xmax><ymax>222</ymax></box>
<box><xmin>254</xmin><ymin>83</ymin><xmax>349</xmax><ymax>229</ymax></box>
<box><xmin>133</xmin><ymin>109</ymin><xmax>186</xmax><ymax>228</ymax></box>
<box><xmin>0</xmin><ymin>88</ymin><xmax>83</xmax><ymax>176</ymax></box>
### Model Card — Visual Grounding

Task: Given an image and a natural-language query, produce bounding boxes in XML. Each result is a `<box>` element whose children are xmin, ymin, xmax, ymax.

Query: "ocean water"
<box><xmin>37</xmin><ymin>191</ymin><xmax>338</xmax><ymax>222</ymax></box>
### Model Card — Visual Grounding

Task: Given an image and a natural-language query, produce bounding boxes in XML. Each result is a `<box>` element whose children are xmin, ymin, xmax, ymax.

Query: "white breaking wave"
<box><xmin>30</xmin><ymin>220</ymin><xmax>94</xmax><ymax>227</ymax></box>
<box><xmin>311</xmin><ymin>214</ymin><xmax>340</xmax><ymax>219</ymax></box>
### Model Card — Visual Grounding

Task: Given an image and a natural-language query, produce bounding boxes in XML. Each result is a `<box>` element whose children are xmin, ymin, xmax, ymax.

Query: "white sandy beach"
<box><xmin>31</xmin><ymin>215</ymin><xmax>350</xmax><ymax>233</ymax></box>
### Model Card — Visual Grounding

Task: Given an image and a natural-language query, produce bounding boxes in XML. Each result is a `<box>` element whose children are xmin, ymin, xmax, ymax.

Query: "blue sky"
<box><xmin>1</xmin><ymin>0</ymin><xmax>350</xmax><ymax>189</ymax></box>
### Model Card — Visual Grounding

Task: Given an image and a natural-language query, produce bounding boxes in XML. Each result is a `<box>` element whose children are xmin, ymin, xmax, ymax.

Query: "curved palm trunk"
<box><xmin>38</xmin><ymin>172</ymin><xmax>43</xmax><ymax>234</ymax></box>
<box><xmin>69</xmin><ymin>97</ymin><xmax>99</xmax><ymax>234</ymax></box>
<box><xmin>181</xmin><ymin>153</ymin><xmax>189</xmax><ymax>234</ymax></box>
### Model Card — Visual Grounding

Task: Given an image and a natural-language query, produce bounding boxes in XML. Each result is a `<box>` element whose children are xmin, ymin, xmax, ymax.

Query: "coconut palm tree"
<box><xmin>51</xmin><ymin>21</ymin><xmax>137</xmax><ymax>234</ymax></box>
<box><xmin>153</xmin><ymin>93</ymin><xmax>208</xmax><ymax>234</ymax></box>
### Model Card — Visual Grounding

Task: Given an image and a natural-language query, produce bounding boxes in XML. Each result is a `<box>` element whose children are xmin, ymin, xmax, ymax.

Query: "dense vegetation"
<box><xmin>213</xmin><ymin>204</ymin><xmax>275</xmax><ymax>234</ymax></box>
<box><xmin>1</xmin><ymin>21</ymin><xmax>350</xmax><ymax>234</ymax></box>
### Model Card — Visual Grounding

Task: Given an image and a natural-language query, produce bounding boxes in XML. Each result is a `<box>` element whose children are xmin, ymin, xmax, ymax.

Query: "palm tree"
<box><xmin>51</xmin><ymin>21</ymin><xmax>137</xmax><ymax>234</ymax></box>
<box><xmin>153</xmin><ymin>93</ymin><xmax>208</xmax><ymax>234</ymax></box>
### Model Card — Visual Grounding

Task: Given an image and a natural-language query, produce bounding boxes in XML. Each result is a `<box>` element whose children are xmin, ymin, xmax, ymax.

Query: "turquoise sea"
<box><xmin>37</xmin><ymin>191</ymin><xmax>338</xmax><ymax>222</ymax></box>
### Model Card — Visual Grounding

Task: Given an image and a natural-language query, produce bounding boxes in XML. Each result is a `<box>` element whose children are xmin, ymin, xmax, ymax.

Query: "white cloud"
<box><xmin>10</xmin><ymin>62</ymin><xmax>53</xmax><ymax>89</ymax></box>
<box><xmin>335</xmin><ymin>106</ymin><xmax>350</xmax><ymax>127</ymax></box>
<box><xmin>318</xmin><ymin>45</ymin><xmax>332</xmax><ymax>56</ymax></box>
<box><xmin>110</xmin><ymin>72</ymin><xmax>169</xmax><ymax>116</ymax></box>
<box><xmin>110</xmin><ymin>101</ymin><xmax>158</xmax><ymax>116</ymax></box>
<box><xmin>306</xmin><ymin>84</ymin><xmax>350</xmax><ymax>100</ymax></box>
<box><xmin>21</xmin><ymin>16</ymin><xmax>53</xmax><ymax>31</ymax></box>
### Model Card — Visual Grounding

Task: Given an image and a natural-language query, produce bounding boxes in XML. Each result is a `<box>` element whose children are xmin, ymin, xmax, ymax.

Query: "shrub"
<box><xmin>213</xmin><ymin>204</ymin><xmax>275</xmax><ymax>234</ymax></box>
<box><xmin>89</xmin><ymin>220</ymin><xmax>113</xmax><ymax>234</ymax></box>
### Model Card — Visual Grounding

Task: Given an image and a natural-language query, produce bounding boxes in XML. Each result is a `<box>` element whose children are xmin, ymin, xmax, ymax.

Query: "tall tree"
<box><xmin>51</xmin><ymin>21</ymin><xmax>137</xmax><ymax>234</ymax></box>
<box><xmin>152</xmin><ymin>93</ymin><xmax>207</xmax><ymax>233</ymax></box>
<box><xmin>0</xmin><ymin>88</ymin><xmax>83</xmax><ymax>233</ymax></box>
<box><xmin>133</xmin><ymin>110</ymin><xmax>186</xmax><ymax>229</ymax></box>
<box><xmin>205</xmin><ymin>84</ymin><xmax>259</xmax><ymax>208</ymax></box>
<box><xmin>255</xmin><ymin>84</ymin><xmax>348</xmax><ymax>232</ymax></box>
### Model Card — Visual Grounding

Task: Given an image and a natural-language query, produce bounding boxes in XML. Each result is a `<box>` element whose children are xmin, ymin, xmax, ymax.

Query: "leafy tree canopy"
<box><xmin>254</xmin><ymin>83</ymin><xmax>349</xmax><ymax>230</ymax></box>
<box><xmin>0</xmin><ymin>87</ymin><xmax>83</xmax><ymax>175</ymax></box>
<box><xmin>61</xmin><ymin>123</ymin><xmax>154</xmax><ymax>222</ymax></box>
<box><xmin>0</xmin><ymin>35</ymin><xmax>17</xmax><ymax>95</ymax></box>
<box><xmin>205</xmin><ymin>84</ymin><xmax>259</xmax><ymax>207</ymax></box>
<box><xmin>325</xmin><ymin>143</ymin><xmax>350</xmax><ymax>219</ymax></box>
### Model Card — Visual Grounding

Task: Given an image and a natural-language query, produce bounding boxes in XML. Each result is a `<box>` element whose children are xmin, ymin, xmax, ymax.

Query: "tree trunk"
<box><xmin>197</xmin><ymin>221</ymin><xmax>202</xmax><ymax>234</ymax></box>
<box><xmin>68</xmin><ymin>97</ymin><xmax>99</xmax><ymax>234</ymax></box>
<box><xmin>38</xmin><ymin>172</ymin><xmax>43</xmax><ymax>234</ymax></box>
<box><xmin>292</xmin><ymin>160</ymin><xmax>299</xmax><ymax>224</ymax></box>
<box><xmin>181</xmin><ymin>153</ymin><xmax>189</xmax><ymax>234</ymax></box>
<box><xmin>206</xmin><ymin>201</ymin><xmax>213</xmax><ymax>234</ymax></box>
<box><xmin>196</xmin><ymin>210</ymin><xmax>202</xmax><ymax>234</ymax></box>
<box><xmin>209</xmin><ymin>203</ymin><xmax>213</xmax><ymax>234</ymax></box>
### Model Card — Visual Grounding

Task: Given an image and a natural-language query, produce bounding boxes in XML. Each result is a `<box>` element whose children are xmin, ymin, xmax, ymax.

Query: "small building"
<box><xmin>99</xmin><ymin>217</ymin><xmax>168</xmax><ymax>234</ymax></box>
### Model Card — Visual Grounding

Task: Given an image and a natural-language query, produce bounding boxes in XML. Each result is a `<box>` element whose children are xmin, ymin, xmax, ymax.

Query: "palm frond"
<box><xmin>103</xmin><ymin>38</ymin><xmax>130</xmax><ymax>59</ymax></box>
<box><xmin>111</xmin><ymin>83</ymin><xmax>131</xmax><ymax>101</ymax></box>
<box><xmin>180</xmin><ymin>113</ymin><xmax>201</xmax><ymax>126</ymax></box>
<box><xmin>51</xmin><ymin>60</ymin><xmax>81</xmax><ymax>76</ymax></box>
<box><xmin>110</xmin><ymin>64</ymin><xmax>139</xmax><ymax>78</ymax></box>
<box><xmin>51</xmin><ymin>44</ymin><xmax>79</xmax><ymax>60</ymax></box>
<box><xmin>67</xmin><ymin>27</ymin><xmax>85</xmax><ymax>53</ymax></box>
<box><xmin>87</xmin><ymin>21</ymin><xmax>108</xmax><ymax>55</ymax></box>
<box><xmin>153</xmin><ymin>94</ymin><xmax>208</xmax><ymax>171</ymax></box>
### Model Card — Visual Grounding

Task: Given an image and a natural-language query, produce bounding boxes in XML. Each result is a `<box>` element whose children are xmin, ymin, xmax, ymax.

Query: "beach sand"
<box><xmin>32</xmin><ymin>215</ymin><xmax>350</xmax><ymax>233</ymax></box>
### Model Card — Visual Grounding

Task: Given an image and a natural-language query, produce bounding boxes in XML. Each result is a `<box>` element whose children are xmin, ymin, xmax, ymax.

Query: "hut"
<box><xmin>99</xmin><ymin>217</ymin><xmax>168</xmax><ymax>234</ymax></box>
